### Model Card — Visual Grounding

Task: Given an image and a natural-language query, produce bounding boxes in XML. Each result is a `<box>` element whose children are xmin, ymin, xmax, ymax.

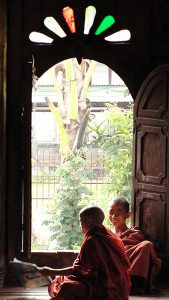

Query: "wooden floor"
<box><xmin>0</xmin><ymin>286</ymin><xmax>169</xmax><ymax>299</ymax></box>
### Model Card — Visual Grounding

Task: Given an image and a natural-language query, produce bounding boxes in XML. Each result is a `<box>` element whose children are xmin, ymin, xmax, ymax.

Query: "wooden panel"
<box><xmin>136</xmin><ymin>72</ymin><xmax>167</xmax><ymax>118</ymax></box>
<box><xmin>136</xmin><ymin>125</ymin><xmax>166</xmax><ymax>184</ymax></box>
<box><xmin>135</xmin><ymin>192</ymin><xmax>166</xmax><ymax>249</ymax></box>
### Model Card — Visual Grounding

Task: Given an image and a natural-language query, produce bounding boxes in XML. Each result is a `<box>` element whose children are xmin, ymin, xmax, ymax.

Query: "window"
<box><xmin>31</xmin><ymin>59</ymin><xmax>133</xmax><ymax>250</ymax></box>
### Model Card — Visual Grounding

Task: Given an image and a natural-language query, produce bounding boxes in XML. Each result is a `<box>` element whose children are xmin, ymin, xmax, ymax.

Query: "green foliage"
<box><xmin>43</xmin><ymin>148</ymin><xmax>94</xmax><ymax>249</ymax></box>
<box><xmin>43</xmin><ymin>105</ymin><xmax>133</xmax><ymax>250</ymax></box>
<box><xmin>88</xmin><ymin>104</ymin><xmax>133</xmax><ymax>201</ymax></box>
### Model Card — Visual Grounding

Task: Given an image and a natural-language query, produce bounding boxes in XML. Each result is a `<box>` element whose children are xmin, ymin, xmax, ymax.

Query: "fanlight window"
<box><xmin>29</xmin><ymin>5</ymin><xmax>131</xmax><ymax>43</ymax></box>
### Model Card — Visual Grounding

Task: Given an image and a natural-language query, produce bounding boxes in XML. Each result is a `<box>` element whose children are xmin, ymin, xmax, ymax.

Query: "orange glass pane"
<box><xmin>62</xmin><ymin>7</ymin><xmax>76</xmax><ymax>33</ymax></box>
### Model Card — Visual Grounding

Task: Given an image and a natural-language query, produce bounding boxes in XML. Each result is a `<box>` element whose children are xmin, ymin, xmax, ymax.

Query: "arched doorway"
<box><xmin>31</xmin><ymin>58</ymin><xmax>133</xmax><ymax>251</ymax></box>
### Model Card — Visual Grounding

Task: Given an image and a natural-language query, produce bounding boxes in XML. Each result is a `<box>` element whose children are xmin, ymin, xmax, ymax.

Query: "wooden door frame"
<box><xmin>0</xmin><ymin>0</ymin><xmax>7</xmax><ymax>272</ymax></box>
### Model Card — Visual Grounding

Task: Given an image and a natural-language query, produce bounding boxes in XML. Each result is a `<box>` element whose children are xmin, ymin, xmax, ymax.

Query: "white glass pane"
<box><xmin>29</xmin><ymin>32</ymin><xmax>53</xmax><ymax>43</ymax></box>
<box><xmin>105</xmin><ymin>29</ymin><xmax>131</xmax><ymax>42</ymax></box>
<box><xmin>44</xmin><ymin>17</ymin><xmax>66</xmax><ymax>38</ymax></box>
<box><xmin>84</xmin><ymin>6</ymin><xmax>96</xmax><ymax>34</ymax></box>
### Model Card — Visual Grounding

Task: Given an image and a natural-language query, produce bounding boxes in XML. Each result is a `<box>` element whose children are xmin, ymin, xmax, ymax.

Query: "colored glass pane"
<box><xmin>29</xmin><ymin>32</ymin><xmax>53</xmax><ymax>43</ymax></box>
<box><xmin>84</xmin><ymin>6</ymin><xmax>96</xmax><ymax>34</ymax></box>
<box><xmin>105</xmin><ymin>30</ymin><xmax>131</xmax><ymax>42</ymax></box>
<box><xmin>62</xmin><ymin>7</ymin><xmax>76</xmax><ymax>33</ymax></box>
<box><xmin>44</xmin><ymin>17</ymin><xmax>66</xmax><ymax>38</ymax></box>
<box><xmin>95</xmin><ymin>15</ymin><xmax>115</xmax><ymax>35</ymax></box>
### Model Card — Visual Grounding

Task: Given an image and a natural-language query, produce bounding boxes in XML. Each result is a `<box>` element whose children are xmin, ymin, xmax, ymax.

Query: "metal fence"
<box><xmin>32</xmin><ymin>145</ymin><xmax>109</xmax><ymax>211</ymax></box>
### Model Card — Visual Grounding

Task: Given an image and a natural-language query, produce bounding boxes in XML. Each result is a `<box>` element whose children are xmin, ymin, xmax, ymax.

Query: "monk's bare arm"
<box><xmin>37</xmin><ymin>266</ymin><xmax>74</xmax><ymax>277</ymax></box>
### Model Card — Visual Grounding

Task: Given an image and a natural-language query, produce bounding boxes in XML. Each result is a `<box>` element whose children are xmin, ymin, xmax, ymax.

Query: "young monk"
<box><xmin>37</xmin><ymin>205</ymin><xmax>131</xmax><ymax>300</ymax></box>
<box><xmin>108</xmin><ymin>196</ymin><xmax>162</xmax><ymax>295</ymax></box>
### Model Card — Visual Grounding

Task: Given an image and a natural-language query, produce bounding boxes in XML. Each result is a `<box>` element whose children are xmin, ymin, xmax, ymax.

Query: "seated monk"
<box><xmin>108</xmin><ymin>196</ymin><xmax>162</xmax><ymax>295</ymax></box>
<box><xmin>37</xmin><ymin>205</ymin><xmax>131</xmax><ymax>300</ymax></box>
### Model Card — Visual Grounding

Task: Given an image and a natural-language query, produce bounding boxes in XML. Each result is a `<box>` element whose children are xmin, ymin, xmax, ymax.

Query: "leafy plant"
<box><xmin>88</xmin><ymin>104</ymin><xmax>133</xmax><ymax>201</ymax></box>
<box><xmin>43</xmin><ymin>148</ymin><xmax>95</xmax><ymax>249</ymax></box>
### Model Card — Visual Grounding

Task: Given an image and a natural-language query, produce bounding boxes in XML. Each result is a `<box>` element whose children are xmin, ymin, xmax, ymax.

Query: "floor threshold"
<box><xmin>0</xmin><ymin>285</ymin><xmax>169</xmax><ymax>300</ymax></box>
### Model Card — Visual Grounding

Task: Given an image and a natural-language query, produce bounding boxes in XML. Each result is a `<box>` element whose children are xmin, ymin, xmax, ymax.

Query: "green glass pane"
<box><xmin>95</xmin><ymin>15</ymin><xmax>115</xmax><ymax>35</ymax></box>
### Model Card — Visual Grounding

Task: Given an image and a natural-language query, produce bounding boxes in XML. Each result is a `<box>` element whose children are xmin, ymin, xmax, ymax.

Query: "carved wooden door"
<box><xmin>133</xmin><ymin>65</ymin><xmax>169</xmax><ymax>261</ymax></box>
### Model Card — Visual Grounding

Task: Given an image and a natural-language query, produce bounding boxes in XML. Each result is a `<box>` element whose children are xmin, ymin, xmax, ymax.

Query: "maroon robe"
<box><xmin>49</xmin><ymin>225</ymin><xmax>131</xmax><ymax>300</ymax></box>
<box><xmin>120</xmin><ymin>227</ymin><xmax>162</xmax><ymax>292</ymax></box>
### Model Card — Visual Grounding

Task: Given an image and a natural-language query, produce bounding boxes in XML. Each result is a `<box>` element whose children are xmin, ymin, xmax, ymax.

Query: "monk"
<box><xmin>108</xmin><ymin>196</ymin><xmax>162</xmax><ymax>295</ymax></box>
<box><xmin>37</xmin><ymin>205</ymin><xmax>131</xmax><ymax>300</ymax></box>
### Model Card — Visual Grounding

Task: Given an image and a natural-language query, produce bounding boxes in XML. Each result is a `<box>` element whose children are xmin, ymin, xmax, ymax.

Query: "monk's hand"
<box><xmin>36</xmin><ymin>266</ymin><xmax>51</xmax><ymax>276</ymax></box>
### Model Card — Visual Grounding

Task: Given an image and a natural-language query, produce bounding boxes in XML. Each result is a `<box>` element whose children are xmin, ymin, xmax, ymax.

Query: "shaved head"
<box><xmin>109</xmin><ymin>196</ymin><xmax>129</xmax><ymax>212</ymax></box>
<box><xmin>79</xmin><ymin>205</ymin><xmax>105</xmax><ymax>225</ymax></box>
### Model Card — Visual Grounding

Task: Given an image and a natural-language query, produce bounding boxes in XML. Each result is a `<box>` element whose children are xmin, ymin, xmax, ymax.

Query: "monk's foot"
<box><xmin>129</xmin><ymin>286</ymin><xmax>145</xmax><ymax>296</ymax></box>
<box><xmin>147</xmin><ymin>286</ymin><xmax>161</xmax><ymax>295</ymax></box>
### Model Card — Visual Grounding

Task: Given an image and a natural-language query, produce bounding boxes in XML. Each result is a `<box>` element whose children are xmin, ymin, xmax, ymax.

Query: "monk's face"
<box><xmin>79</xmin><ymin>216</ymin><xmax>92</xmax><ymax>234</ymax></box>
<box><xmin>109</xmin><ymin>203</ymin><xmax>130</xmax><ymax>228</ymax></box>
